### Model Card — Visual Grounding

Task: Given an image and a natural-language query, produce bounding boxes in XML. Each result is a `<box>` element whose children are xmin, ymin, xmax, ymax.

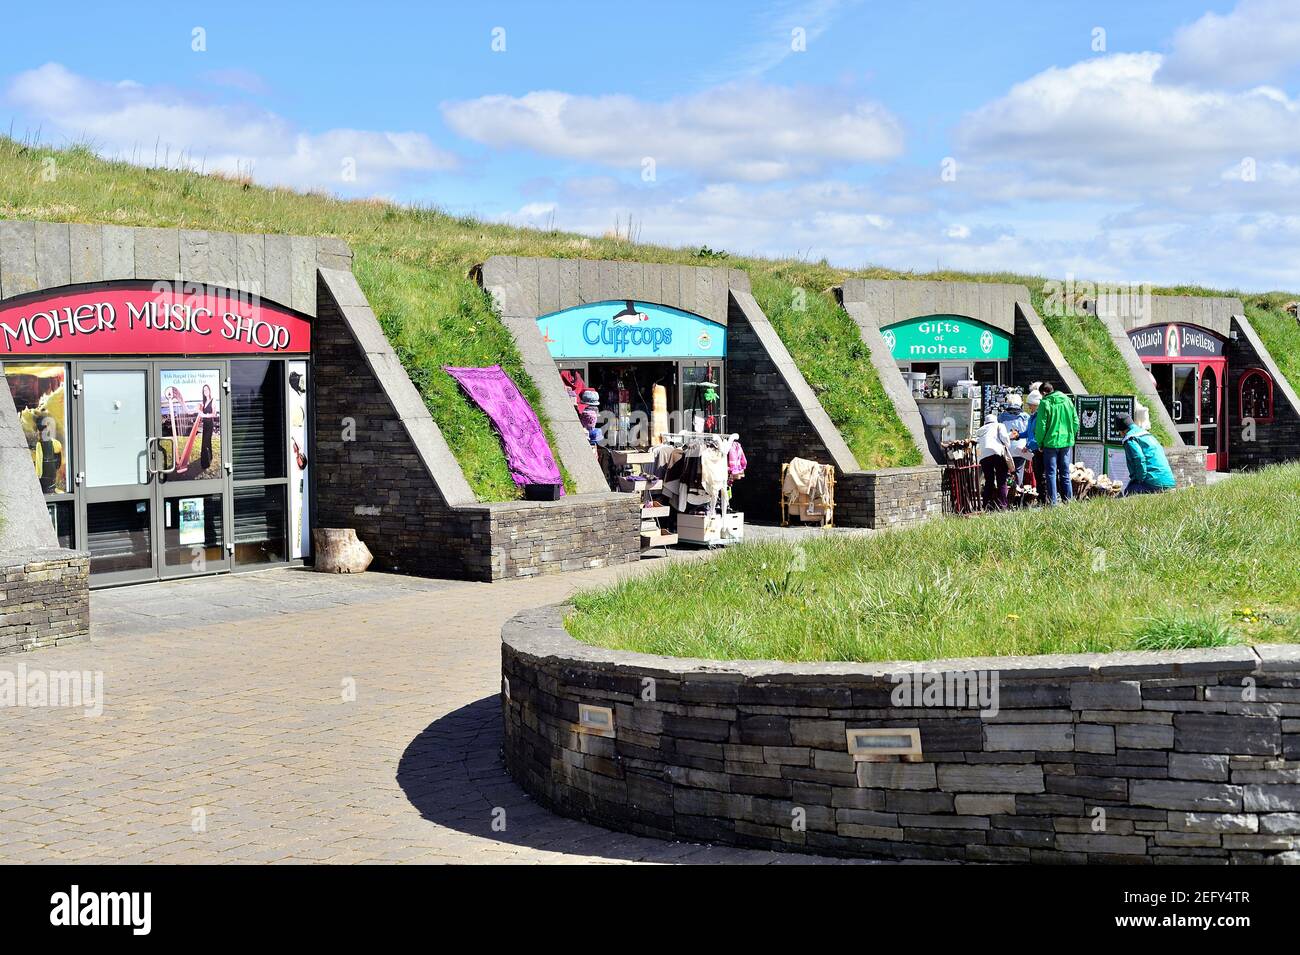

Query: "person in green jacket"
<box><xmin>1033</xmin><ymin>383</ymin><xmax>1079</xmax><ymax>505</ymax></box>
<box><xmin>1117</xmin><ymin>412</ymin><xmax>1176</xmax><ymax>494</ymax></box>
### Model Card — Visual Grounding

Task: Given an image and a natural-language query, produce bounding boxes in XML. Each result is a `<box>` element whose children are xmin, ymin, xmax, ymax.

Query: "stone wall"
<box><xmin>0</xmin><ymin>219</ymin><xmax>341</xmax><ymax>316</ymax></box>
<box><xmin>725</xmin><ymin>291</ymin><xmax>855</xmax><ymax>520</ymax></box>
<box><xmin>857</xmin><ymin>467</ymin><xmax>946</xmax><ymax>528</ymax></box>
<box><xmin>462</xmin><ymin>494</ymin><xmax>641</xmax><ymax>580</ymax></box>
<box><xmin>1</xmin><ymin>550</ymin><xmax>89</xmax><ymax>654</ymax></box>
<box><xmin>725</xmin><ymin>288</ymin><xmax>943</xmax><ymax>529</ymax></box>
<box><xmin>502</xmin><ymin>605</ymin><xmax>1300</xmax><ymax>864</ymax></box>
<box><xmin>312</xmin><ymin>272</ymin><xmax>641</xmax><ymax>581</ymax></box>
<box><xmin>1165</xmin><ymin>446</ymin><xmax>1209</xmax><ymax>488</ymax></box>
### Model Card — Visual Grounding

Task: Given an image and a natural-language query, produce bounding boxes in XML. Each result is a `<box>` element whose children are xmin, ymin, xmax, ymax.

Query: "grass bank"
<box><xmin>567</xmin><ymin>464</ymin><xmax>1300</xmax><ymax>662</ymax></box>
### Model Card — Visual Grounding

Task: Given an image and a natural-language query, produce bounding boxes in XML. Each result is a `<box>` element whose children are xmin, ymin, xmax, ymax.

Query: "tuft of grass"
<box><xmin>1131</xmin><ymin>613</ymin><xmax>1236</xmax><ymax>651</ymax></box>
<box><xmin>567</xmin><ymin>464</ymin><xmax>1300</xmax><ymax>662</ymax></box>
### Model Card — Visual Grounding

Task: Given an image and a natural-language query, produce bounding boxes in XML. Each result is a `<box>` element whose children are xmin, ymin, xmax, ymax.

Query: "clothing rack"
<box><xmin>660</xmin><ymin>430</ymin><xmax>738</xmax><ymax>447</ymax></box>
<box><xmin>657</xmin><ymin>431</ymin><xmax>741</xmax><ymax>545</ymax></box>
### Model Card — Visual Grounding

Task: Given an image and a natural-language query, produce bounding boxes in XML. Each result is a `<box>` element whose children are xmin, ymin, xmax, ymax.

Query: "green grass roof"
<box><xmin>3</xmin><ymin>138</ymin><xmax>1296</xmax><ymax>498</ymax></box>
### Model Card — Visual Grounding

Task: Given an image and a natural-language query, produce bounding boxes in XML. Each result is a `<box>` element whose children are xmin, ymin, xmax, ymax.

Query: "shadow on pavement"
<box><xmin>395</xmin><ymin>695</ymin><xmax>857</xmax><ymax>864</ymax></box>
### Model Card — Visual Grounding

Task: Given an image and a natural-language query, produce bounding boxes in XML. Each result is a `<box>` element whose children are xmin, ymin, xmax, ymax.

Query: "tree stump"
<box><xmin>313</xmin><ymin>528</ymin><xmax>372</xmax><ymax>574</ymax></box>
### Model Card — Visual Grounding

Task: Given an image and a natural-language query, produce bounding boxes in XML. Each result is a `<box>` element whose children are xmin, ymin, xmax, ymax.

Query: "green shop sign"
<box><xmin>882</xmin><ymin>315</ymin><xmax>1010</xmax><ymax>361</ymax></box>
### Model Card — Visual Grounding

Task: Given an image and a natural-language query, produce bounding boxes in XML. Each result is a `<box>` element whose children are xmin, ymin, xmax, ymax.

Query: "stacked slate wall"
<box><xmin>503</xmin><ymin>605</ymin><xmax>1300</xmax><ymax>864</ymax></box>
<box><xmin>0</xmin><ymin>550</ymin><xmax>89</xmax><ymax>654</ymax></box>
<box><xmin>725</xmin><ymin>292</ymin><xmax>943</xmax><ymax>529</ymax></box>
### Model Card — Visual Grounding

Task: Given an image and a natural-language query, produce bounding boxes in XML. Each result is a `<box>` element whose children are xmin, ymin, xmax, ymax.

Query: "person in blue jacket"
<box><xmin>1023</xmin><ymin>388</ymin><xmax>1042</xmax><ymax>492</ymax></box>
<box><xmin>1117</xmin><ymin>412</ymin><xmax>1176</xmax><ymax>495</ymax></box>
<box><xmin>998</xmin><ymin>394</ymin><xmax>1031</xmax><ymax>487</ymax></box>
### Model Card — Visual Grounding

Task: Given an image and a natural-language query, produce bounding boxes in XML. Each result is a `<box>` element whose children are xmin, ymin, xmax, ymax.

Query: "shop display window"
<box><xmin>231</xmin><ymin>360</ymin><xmax>286</xmax><ymax>480</ymax></box>
<box><xmin>1240</xmin><ymin>368</ymin><xmax>1274</xmax><ymax>422</ymax></box>
<box><xmin>681</xmin><ymin>364</ymin><xmax>723</xmax><ymax>433</ymax></box>
<box><xmin>4</xmin><ymin>362</ymin><xmax>71</xmax><ymax>495</ymax></box>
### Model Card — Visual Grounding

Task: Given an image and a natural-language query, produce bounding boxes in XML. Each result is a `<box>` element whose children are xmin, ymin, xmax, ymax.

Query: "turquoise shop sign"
<box><xmin>537</xmin><ymin>300</ymin><xmax>726</xmax><ymax>360</ymax></box>
<box><xmin>882</xmin><ymin>314</ymin><xmax>1010</xmax><ymax>361</ymax></box>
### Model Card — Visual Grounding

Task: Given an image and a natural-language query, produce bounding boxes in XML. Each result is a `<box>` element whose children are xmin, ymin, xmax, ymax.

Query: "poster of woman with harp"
<box><xmin>160</xmin><ymin>368</ymin><xmax>222</xmax><ymax>481</ymax></box>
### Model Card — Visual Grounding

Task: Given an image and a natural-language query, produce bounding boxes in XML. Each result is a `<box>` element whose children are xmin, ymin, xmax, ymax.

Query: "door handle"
<box><xmin>1173</xmin><ymin>400</ymin><xmax>1182</xmax><ymax>420</ymax></box>
<box><xmin>146</xmin><ymin>437</ymin><xmax>180</xmax><ymax>477</ymax></box>
<box><xmin>145</xmin><ymin>437</ymin><xmax>161</xmax><ymax>477</ymax></box>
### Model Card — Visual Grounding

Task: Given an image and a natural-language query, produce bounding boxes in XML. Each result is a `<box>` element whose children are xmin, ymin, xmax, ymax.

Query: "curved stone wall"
<box><xmin>502</xmin><ymin>605</ymin><xmax>1300</xmax><ymax>864</ymax></box>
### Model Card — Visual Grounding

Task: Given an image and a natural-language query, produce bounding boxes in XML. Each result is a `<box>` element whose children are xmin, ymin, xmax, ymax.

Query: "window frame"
<box><xmin>1238</xmin><ymin>367</ymin><xmax>1275</xmax><ymax>424</ymax></box>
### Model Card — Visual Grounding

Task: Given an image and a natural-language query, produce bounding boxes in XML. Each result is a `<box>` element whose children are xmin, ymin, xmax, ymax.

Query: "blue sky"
<box><xmin>4</xmin><ymin>0</ymin><xmax>1300</xmax><ymax>291</ymax></box>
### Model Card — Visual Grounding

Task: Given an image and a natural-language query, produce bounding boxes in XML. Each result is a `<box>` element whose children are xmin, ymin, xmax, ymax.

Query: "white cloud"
<box><xmin>7</xmin><ymin>63</ymin><xmax>459</xmax><ymax>191</ymax></box>
<box><xmin>945</xmin><ymin>224</ymin><xmax>971</xmax><ymax>239</ymax></box>
<box><xmin>200</xmin><ymin>68</ymin><xmax>271</xmax><ymax>96</ymax></box>
<box><xmin>1160</xmin><ymin>0</ymin><xmax>1300</xmax><ymax>88</ymax></box>
<box><xmin>442</xmin><ymin>84</ymin><xmax>903</xmax><ymax>182</ymax></box>
<box><xmin>707</xmin><ymin>0</ymin><xmax>863</xmax><ymax>81</ymax></box>
<box><xmin>955</xmin><ymin>52</ymin><xmax>1300</xmax><ymax>196</ymax></box>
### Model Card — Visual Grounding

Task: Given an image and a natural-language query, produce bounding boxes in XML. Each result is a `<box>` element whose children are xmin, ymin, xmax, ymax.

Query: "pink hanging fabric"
<box><xmin>445</xmin><ymin>365</ymin><xmax>564</xmax><ymax>492</ymax></box>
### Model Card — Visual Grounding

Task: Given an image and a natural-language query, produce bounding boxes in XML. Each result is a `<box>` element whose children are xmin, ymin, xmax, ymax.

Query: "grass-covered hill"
<box><xmin>3</xmin><ymin>137</ymin><xmax>1297</xmax><ymax>500</ymax></box>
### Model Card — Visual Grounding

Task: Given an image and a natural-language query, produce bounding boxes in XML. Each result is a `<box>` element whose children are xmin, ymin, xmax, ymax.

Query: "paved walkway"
<box><xmin>1</xmin><ymin>558</ymin><xmax>871</xmax><ymax>864</ymax></box>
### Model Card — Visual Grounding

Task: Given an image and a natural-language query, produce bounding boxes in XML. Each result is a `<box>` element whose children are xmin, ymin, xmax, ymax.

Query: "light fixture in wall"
<box><xmin>846</xmin><ymin>727</ymin><xmax>923</xmax><ymax>762</ymax></box>
<box><xmin>577</xmin><ymin>703</ymin><xmax>615</xmax><ymax>738</ymax></box>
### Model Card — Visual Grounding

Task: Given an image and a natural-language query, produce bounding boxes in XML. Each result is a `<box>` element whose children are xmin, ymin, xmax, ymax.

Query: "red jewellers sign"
<box><xmin>0</xmin><ymin>283</ymin><xmax>311</xmax><ymax>356</ymax></box>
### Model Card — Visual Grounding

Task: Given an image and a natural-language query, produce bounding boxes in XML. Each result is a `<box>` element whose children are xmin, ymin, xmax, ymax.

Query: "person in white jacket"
<box><xmin>975</xmin><ymin>412</ymin><xmax>1014</xmax><ymax>510</ymax></box>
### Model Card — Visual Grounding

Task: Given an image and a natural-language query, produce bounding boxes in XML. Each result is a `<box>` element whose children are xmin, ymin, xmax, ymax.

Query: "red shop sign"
<box><xmin>0</xmin><ymin>284</ymin><xmax>311</xmax><ymax>356</ymax></box>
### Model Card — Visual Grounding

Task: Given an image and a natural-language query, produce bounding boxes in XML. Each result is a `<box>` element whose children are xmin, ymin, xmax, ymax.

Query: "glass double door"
<box><xmin>1151</xmin><ymin>360</ymin><xmax>1224</xmax><ymax>470</ymax></box>
<box><xmin>78</xmin><ymin>361</ymin><xmax>230</xmax><ymax>585</ymax></box>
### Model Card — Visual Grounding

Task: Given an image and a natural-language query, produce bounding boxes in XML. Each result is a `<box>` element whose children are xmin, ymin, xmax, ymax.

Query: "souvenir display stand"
<box><xmin>657</xmin><ymin>431</ymin><xmax>744</xmax><ymax>547</ymax></box>
<box><xmin>780</xmin><ymin>458</ymin><xmax>836</xmax><ymax>527</ymax></box>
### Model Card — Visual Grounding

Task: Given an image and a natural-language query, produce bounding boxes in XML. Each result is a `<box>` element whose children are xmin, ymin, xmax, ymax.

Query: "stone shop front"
<box><xmin>2</xmin><ymin>280</ymin><xmax>314</xmax><ymax>586</ymax></box>
<box><xmin>1099</xmin><ymin>295</ymin><xmax>1300</xmax><ymax>473</ymax></box>
<box><xmin>0</xmin><ymin>222</ymin><xmax>640</xmax><ymax>625</ymax></box>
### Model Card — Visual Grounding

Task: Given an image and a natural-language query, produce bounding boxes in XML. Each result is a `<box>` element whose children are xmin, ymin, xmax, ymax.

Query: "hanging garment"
<box><xmin>560</xmin><ymin>370</ymin><xmax>588</xmax><ymax>412</ymax></box>
<box><xmin>650</xmin><ymin>443</ymin><xmax>682</xmax><ymax>478</ymax></box>
<box><xmin>727</xmin><ymin>439</ymin><xmax>748</xmax><ymax>480</ymax></box>
<box><xmin>676</xmin><ymin>454</ymin><xmax>705</xmax><ymax>511</ymax></box>
<box><xmin>699</xmin><ymin>445</ymin><xmax>729</xmax><ymax>504</ymax></box>
<box><xmin>651</xmin><ymin>384</ymin><xmax>668</xmax><ymax>446</ymax></box>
